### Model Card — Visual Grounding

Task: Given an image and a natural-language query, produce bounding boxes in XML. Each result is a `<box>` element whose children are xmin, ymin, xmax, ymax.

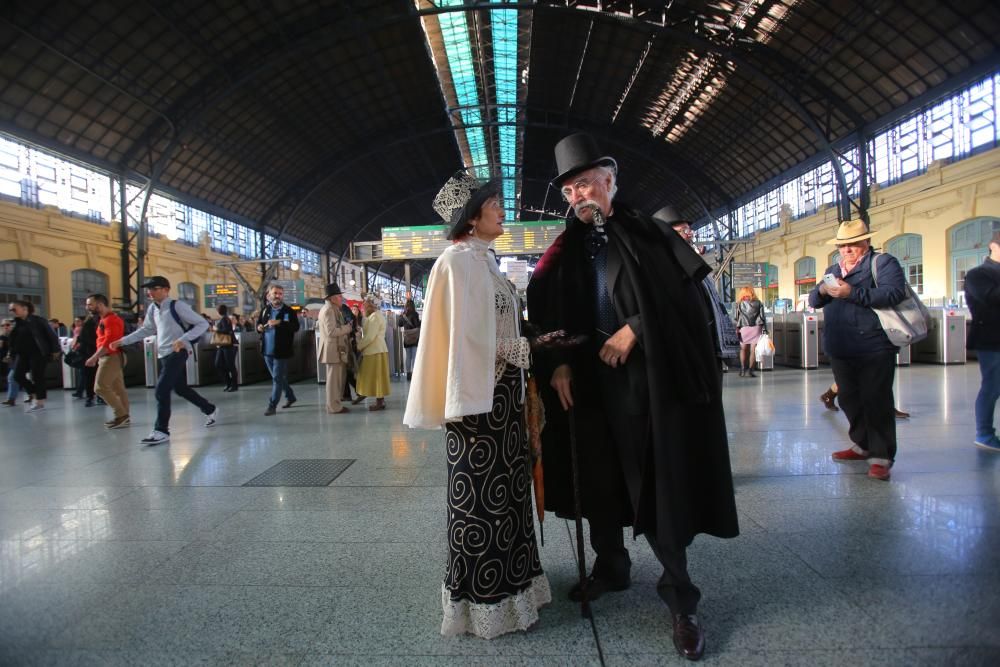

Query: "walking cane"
<box><xmin>567</xmin><ymin>406</ymin><xmax>592</xmax><ymax>619</ymax></box>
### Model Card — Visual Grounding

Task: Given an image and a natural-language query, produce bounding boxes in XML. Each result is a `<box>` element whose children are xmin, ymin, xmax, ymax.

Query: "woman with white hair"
<box><xmin>404</xmin><ymin>171</ymin><xmax>549</xmax><ymax>639</ymax></box>
<box><xmin>353</xmin><ymin>293</ymin><xmax>390</xmax><ymax>411</ymax></box>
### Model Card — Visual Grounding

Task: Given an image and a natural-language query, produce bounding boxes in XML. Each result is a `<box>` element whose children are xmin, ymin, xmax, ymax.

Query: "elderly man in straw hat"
<box><xmin>808</xmin><ymin>219</ymin><xmax>908</xmax><ymax>481</ymax></box>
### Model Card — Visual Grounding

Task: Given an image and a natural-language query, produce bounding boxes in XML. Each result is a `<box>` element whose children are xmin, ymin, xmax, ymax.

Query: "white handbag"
<box><xmin>870</xmin><ymin>253</ymin><xmax>931</xmax><ymax>347</ymax></box>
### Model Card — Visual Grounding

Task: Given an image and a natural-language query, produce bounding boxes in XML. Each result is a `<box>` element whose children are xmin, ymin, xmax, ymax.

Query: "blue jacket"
<box><xmin>808</xmin><ymin>251</ymin><xmax>907</xmax><ymax>358</ymax></box>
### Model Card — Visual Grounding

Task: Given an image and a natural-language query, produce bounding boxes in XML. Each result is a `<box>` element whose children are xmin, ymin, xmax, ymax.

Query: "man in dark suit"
<box><xmin>527</xmin><ymin>134</ymin><xmax>738</xmax><ymax>661</ymax></box>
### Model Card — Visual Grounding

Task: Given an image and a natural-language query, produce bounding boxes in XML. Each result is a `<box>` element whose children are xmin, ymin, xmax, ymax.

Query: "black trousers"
<box><xmin>830</xmin><ymin>351</ymin><xmax>898</xmax><ymax>461</ymax></box>
<box><xmin>214</xmin><ymin>346</ymin><xmax>238</xmax><ymax>388</ymax></box>
<box><xmin>585</xmin><ymin>362</ymin><xmax>701</xmax><ymax>616</ymax></box>
<box><xmin>15</xmin><ymin>354</ymin><xmax>49</xmax><ymax>400</ymax></box>
<box><xmin>82</xmin><ymin>363</ymin><xmax>97</xmax><ymax>398</ymax></box>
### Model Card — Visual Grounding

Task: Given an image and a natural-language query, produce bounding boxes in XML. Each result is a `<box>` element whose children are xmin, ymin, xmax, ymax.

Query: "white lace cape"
<box><xmin>440</xmin><ymin>573</ymin><xmax>552</xmax><ymax>639</ymax></box>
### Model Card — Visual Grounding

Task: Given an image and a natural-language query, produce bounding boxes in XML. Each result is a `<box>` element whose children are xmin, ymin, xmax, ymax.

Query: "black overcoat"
<box><xmin>526</xmin><ymin>205</ymin><xmax>739</xmax><ymax>550</ymax></box>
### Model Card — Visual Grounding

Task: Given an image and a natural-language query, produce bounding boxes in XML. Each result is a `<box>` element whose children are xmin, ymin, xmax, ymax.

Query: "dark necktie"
<box><xmin>586</xmin><ymin>225</ymin><xmax>617</xmax><ymax>336</ymax></box>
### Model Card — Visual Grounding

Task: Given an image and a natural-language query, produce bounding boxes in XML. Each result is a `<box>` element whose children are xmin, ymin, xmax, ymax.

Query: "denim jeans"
<box><xmin>154</xmin><ymin>350</ymin><xmax>215</xmax><ymax>434</ymax></box>
<box><xmin>264</xmin><ymin>355</ymin><xmax>296</xmax><ymax>407</ymax></box>
<box><xmin>6</xmin><ymin>365</ymin><xmax>19</xmax><ymax>400</ymax></box>
<box><xmin>975</xmin><ymin>349</ymin><xmax>1000</xmax><ymax>439</ymax></box>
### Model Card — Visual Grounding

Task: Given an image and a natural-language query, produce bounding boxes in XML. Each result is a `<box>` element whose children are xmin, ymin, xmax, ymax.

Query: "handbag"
<box><xmin>402</xmin><ymin>326</ymin><xmax>420</xmax><ymax>347</ymax></box>
<box><xmin>870</xmin><ymin>252</ymin><xmax>931</xmax><ymax>347</ymax></box>
<box><xmin>210</xmin><ymin>331</ymin><xmax>233</xmax><ymax>347</ymax></box>
<box><xmin>63</xmin><ymin>349</ymin><xmax>85</xmax><ymax>368</ymax></box>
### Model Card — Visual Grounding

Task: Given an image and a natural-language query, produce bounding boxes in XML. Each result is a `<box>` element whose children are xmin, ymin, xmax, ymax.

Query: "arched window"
<box><xmin>885</xmin><ymin>234</ymin><xmax>924</xmax><ymax>295</ymax></box>
<box><xmin>177</xmin><ymin>282</ymin><xmax>199</xmax><ymax>312</ymax></box>
<box><xmin>71</xmin><ymin>269</ymin><xmax>109</xmax><ymax>316</ymax></box>
<box><xmin>794</xmin><ymin>257</ymin><xmax>816</xmax><ymax>297</ymax></box>
<box><xmin>950</xmin><ymin>217</ymin><xmax>1000</xmax><ymax>301</ymax></box>
<box><xmin>0</xmin><ymin>260</ymin><xmax>47</xmax><ymax>316</ymax></box>
<box><xmin>763</xmin><ymin>263</ymin><xmax>779</xmax><ymax>306</ymax></box>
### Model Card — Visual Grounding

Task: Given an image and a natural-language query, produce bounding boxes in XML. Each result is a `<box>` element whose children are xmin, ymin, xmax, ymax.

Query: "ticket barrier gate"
<box><xmin>770</xmin><ymin>312</ymin><xmax>820</xmax><ymax>369</ymax></box>
<box><xmin>235</xmin><ymin>332</ymin><xmax>270</xmax><ymax>385</ymax></box>
<box><xmin>912</xmin><ymin>307</ymin><xmax>966</xmax><ymax>364</ymax></box>
<box><xmin>144</xmin><ymin>336</ymin><xmax>200</xmax><ymax>387</ymax></box>
<box><xmin>195</xmin><ymin>338</ymin><xmax>221</xmax><ymax>386</ymax></box>
<box><xmin>121</xmin><ymin>344</ymin><xmax>146</xmax><ymax>386</ymax></box>
<box><xmin>966</xmin><ymin>318</ymin><xmax>977</xmax><ymax>361</ymax></box>
<box><xmin>287</xmin><ymin>330</ymin><xmax>316</xmax><ymax>384</ymax></box>
<box><xmin>896</xmin><ymin>344</ymin><xmax>911</xmax><ymax>366</ymax></box>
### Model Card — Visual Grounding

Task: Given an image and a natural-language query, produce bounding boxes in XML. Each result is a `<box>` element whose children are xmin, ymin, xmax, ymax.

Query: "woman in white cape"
<box><xmin>404</xmin><ymin>171</ymin><xmax>550</xmax><ymax>639</ymax></box>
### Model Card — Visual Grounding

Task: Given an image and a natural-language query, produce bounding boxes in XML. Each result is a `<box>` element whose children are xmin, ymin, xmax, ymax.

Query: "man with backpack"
<box><xmin>110</xmin><ymin>276</ymin><xmax>217</xmax><ymax>445</ymax></box>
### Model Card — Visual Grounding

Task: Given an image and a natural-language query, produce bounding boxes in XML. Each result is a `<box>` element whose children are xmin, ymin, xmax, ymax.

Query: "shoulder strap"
<box><xmin>168</xmin><ymin>300</ymin><xmax>193</xmax><ymax>333</ymax></box>
<box><xmin>870</xmin><ymin>251</ymin><xmax>880</xmax><ymax>287</ymax></box>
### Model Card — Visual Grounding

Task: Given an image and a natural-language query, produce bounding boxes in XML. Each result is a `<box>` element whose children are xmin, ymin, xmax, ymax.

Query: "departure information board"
<box><xmin>269</xmin><ymin>279</ymin><xmax>306</xmax><ymax>305</ymax></box>
<box><xmin>381</xmin><ymin>225</ymin><xmax>451</xmax><ymax>260</ymax></box>
<box><xmin>204</xmin><ymin>283</ymin><xmax>240</xmax><ymax>309</ymax></box>
<box><xmin>492</xmin><ymin>221</ymin><xmax>566</xmax><ymax>256</ymax></box>
<box><xmin>381</xmin><ymin>220</ymin><xmax>565</xmax><ymax>259</ymax></box>
<box><xmin>731</xmin><ymin>262</ymin><xmax>768</xmax><ymax>289</ymax></box>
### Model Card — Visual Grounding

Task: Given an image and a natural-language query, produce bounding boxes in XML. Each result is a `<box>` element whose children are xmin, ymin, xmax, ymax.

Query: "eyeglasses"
<box><xmin>560</xmin><ymin>175</ymin><xmax>600</xmax><ymax>202</ymax></box>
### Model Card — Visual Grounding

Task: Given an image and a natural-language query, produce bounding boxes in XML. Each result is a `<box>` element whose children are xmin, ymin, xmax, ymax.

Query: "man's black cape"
<box><xmin>526</xmin><ymin>205</ymin><xmax>739</xmax><ymax>550</ymax></box>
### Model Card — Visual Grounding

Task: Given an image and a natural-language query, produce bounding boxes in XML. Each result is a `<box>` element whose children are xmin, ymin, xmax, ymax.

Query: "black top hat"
<box><xmin>325</xmin><ymin>283</ymin><xmax>343</xmax><ymax>298</ymax></box>
<box><xmin>552</xmin><ymin>133</ymin><xmax>618</xmax><ymax>186</ymax></box>
<box><xmin>432</xmin><ymin>170</ymin><xmax>502</xmax><ymax>240</ymax></box>
<box><xmin>139</xmin><ymin>275</ymin><xmax>170</xmax><ymax>289</ymax></box>
<box><xmin>651</xmin><ymin>205</ymin><xmax>693</xmax><ymax>227</ymax></box>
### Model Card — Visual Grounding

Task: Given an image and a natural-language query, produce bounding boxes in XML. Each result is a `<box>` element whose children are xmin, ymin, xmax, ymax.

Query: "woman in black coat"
<box><xmin>399</xmin><ymin>299</ymin><xmax>420</xmax><ymax>381</ymax></box>
<box><xmin>8</xmin><ymin>300</ymin><xmax>60</xmax><ymax>411</ymax></box>
<box><xmin>213</xmin><ymin>304</ymin><xmax>239</xmax><ymax>391</ymax></box>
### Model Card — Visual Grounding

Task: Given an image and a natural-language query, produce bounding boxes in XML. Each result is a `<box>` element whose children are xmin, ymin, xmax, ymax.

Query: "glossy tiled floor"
<box><xmin>1</xmin><ymin>365</ymin><xmax>998</xmax><ymax>666</ymax></box>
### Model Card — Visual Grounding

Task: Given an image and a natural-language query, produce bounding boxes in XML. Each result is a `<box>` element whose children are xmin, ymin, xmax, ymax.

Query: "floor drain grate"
<box><xmin>242</xmin><ymin>459</ymin><xmax>356</xmax><ymax>487</ymax></box>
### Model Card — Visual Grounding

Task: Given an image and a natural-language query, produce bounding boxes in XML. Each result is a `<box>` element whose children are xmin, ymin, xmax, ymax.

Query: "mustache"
<box><xmin>572</xmin><ymin>199</ymin><xmax>602</xmax><ymax>217</ymax></box>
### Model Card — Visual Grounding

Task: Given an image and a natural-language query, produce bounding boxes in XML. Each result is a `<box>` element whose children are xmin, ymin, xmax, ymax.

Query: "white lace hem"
<box><xmin>440</xmin><ymin>574</ymin><xmax>552</xmax><ymax>639</ymax></box>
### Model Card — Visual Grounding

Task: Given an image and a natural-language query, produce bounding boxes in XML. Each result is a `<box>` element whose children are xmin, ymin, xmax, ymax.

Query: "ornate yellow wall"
<box><xmin>0</xmin><ymin>203</ymin><xmax>327</xmax><ymax>320</ymax></box>
<box><xmin>727</xmin><ymin>147</ymin><xmax>1000</xmax><ymax>305</ymax></box>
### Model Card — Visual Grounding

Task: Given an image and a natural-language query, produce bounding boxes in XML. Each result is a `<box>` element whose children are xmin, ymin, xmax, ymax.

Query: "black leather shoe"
<box><xmin>567</xmin><ymin>574</ymin><xmax>630</xmax><ymax>602</ymax></box>
<box><xmin>672</xmin><ymin>614</ymin><xmax>705</xmax><ymax>661</ymax></box>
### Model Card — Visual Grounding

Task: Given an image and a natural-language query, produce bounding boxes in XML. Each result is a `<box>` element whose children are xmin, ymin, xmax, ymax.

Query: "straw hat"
<box><xmin>828</xmin><ymin>219</ymin><xmax>875</xmax><ymax>245</ymax></box>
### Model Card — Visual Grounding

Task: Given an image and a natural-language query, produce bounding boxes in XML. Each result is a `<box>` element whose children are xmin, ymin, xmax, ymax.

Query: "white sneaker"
<box><xmin>26</xmin><ymin>403</ymin><xmax>45</xmax><ymax>413</ymax></box>
<box><xmin>140</xmin><ymin>430</ymin><xmax>170</xmax><ymax>446</ymax></box>
<box><xmin>204</xmin><ymin>407</ymin><xmax>218</xmax><ymax>427</ymax></box>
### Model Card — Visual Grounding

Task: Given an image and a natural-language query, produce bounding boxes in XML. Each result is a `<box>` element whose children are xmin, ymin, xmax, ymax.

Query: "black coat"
<box><xmin>527</xmin><ymin>205</ymin><xmax>739</xmax><ymax>550</ymax></box>
<box><xmin>256</xmin><ymin>303</ymin><xmax>300</xmax><ymax>359</ymax></box>
<box><xmin>965</xmin><ymin>257</ymin><xmax>1000</xmax><ymax>350</ymax></box>
<box><xmin>808</xmin><ymin>252</ymin><xmax>906</xmax><ymax>358</ymax></box>
<box><xmin>11</xmin><ymin>315</ymin><xmax>60</xmax><ymax>359</ymax></box>
<box><xmin>76</xmin><ymin>317</ymin><xmax>98</xmax><ymax>356</ymax></box>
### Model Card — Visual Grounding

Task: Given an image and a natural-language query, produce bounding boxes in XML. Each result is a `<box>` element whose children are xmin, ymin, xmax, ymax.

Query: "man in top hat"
<box><xmin>111</xmin><ymin>276</ymin><xmax>217</xmax><ymax>445</ymax></box>
<box><xmin>808</xmin><ymin>220</ymin><xmax>907</xmax><ymax>480</ymax></box>
<box><xmin>652</xmin><ymin>206</ymin><xmax>740</xmax><ymax>374</ymax></box>
<box><xmin>526</xmin><ymin>133</ymin><xmax>739</xmax><ymax>660</ymax></box>
<box><xmin>317</xmin><ymin>283</ymin><xmax>353</xmax><ymax>414</ymax></box>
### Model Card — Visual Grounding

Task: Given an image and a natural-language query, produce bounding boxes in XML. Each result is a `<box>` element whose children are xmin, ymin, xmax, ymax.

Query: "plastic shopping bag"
<box><xmin>755</xmin><ymin>333</ymin><xmax>774</xmax><ymax>363</ymax></box>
